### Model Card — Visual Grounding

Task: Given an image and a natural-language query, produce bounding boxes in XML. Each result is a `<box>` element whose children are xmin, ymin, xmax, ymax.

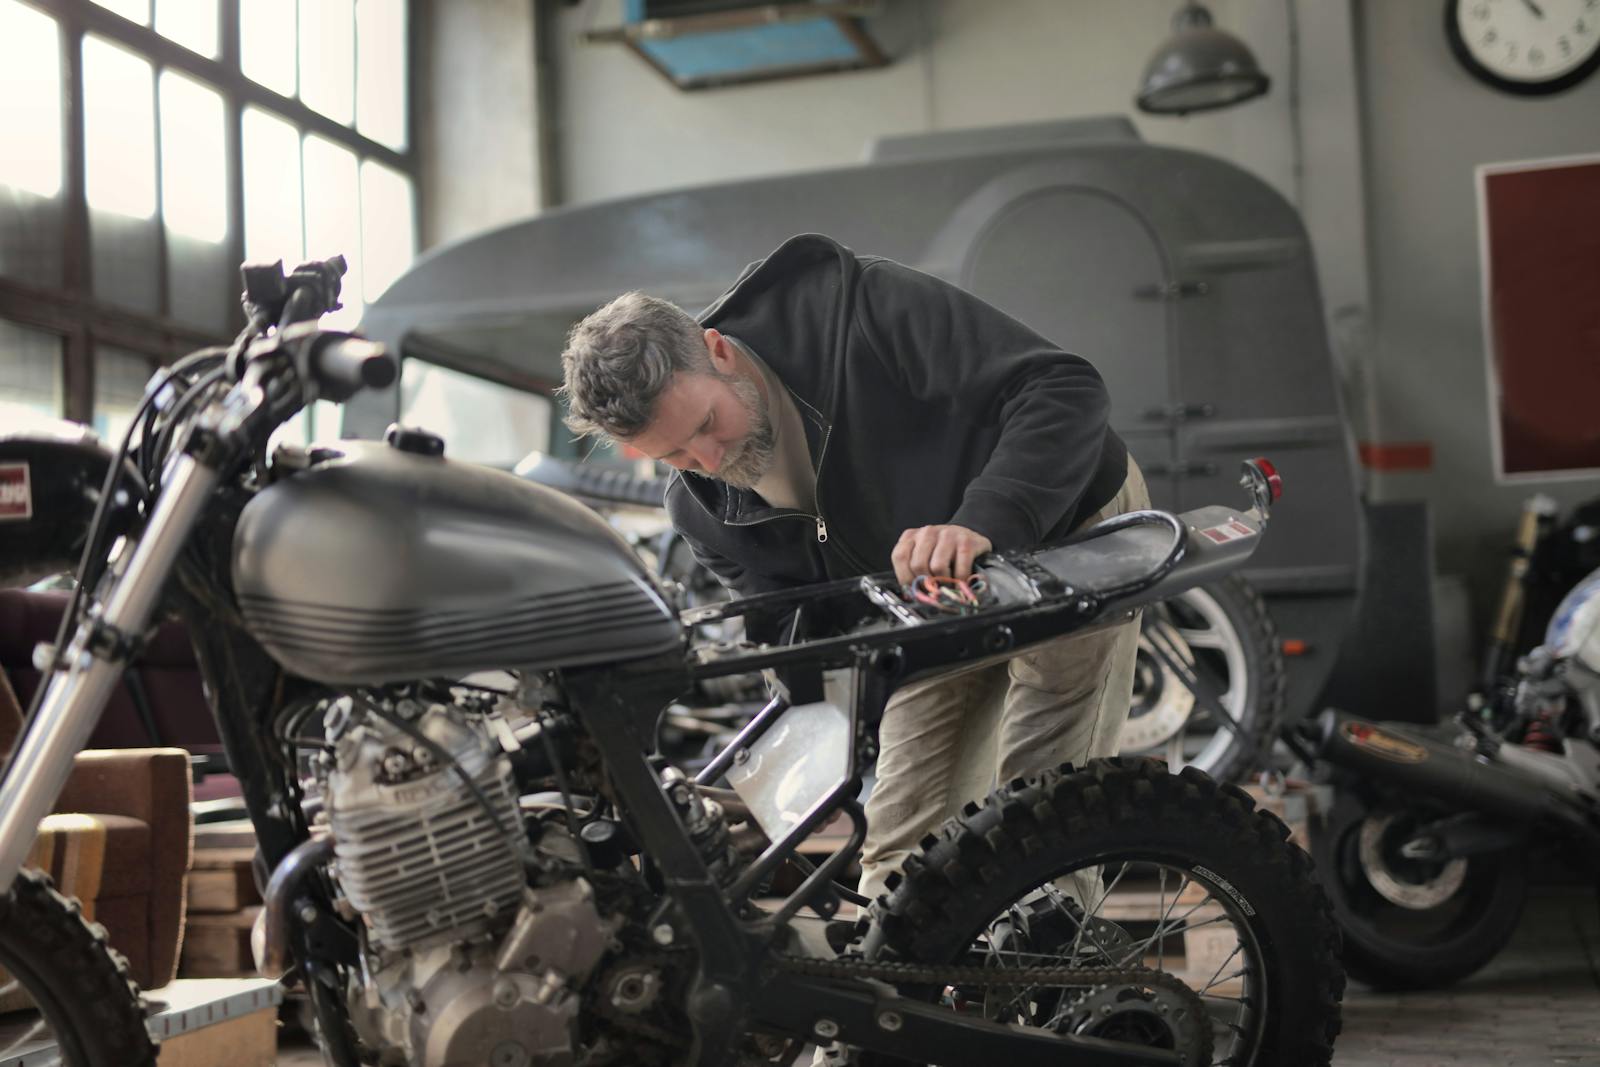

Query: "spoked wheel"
<box><xmin>864</xmin><ymin>759</ymin><xmax>1343</xmax><ymax>1066</ymax></box>
<box><xmin>1309</xmin><ymin>792</ymin><xmax>1526</xmax><ymax>990</ymax></box>
<box><xmin>0</xmin><ymin>869</ymin><xmax>155</xmax><ymax>1066</ymax></box>
<box><xmin>1121</xmin><ymin>577</ymin><xmax>1284</xmax><ymax>783</ymax></box>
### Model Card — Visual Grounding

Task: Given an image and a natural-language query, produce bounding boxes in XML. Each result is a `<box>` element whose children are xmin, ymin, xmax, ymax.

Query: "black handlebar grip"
<box><xmin>310</xmin><ymin>334</ymin><xmax>397</xmax><ymax>401</ymax></box>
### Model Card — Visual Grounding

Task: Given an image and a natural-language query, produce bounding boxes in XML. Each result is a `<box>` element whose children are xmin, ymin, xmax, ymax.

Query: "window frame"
<box><xmin>0</xmin><ymin>0</ymin><xmax>418</xmax><ymax>424</ymax></box>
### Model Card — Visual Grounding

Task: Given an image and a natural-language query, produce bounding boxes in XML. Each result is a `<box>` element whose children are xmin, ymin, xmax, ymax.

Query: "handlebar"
<box><xmin>308</xmin><ymin>333</ymin><xmax>397</xmax><ymax>401</ymax></box>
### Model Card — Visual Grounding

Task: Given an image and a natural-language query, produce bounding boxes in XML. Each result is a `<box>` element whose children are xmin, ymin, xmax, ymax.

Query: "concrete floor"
<box><xmin>275</xmin><ymin>886</ymin><xmax>1600</xmax><ymax>1065</ymax></box>
<box><xmin>1333</xmin><ymin>884</ymin><xmax>1600</xmax><ymax>1067</ymax></box>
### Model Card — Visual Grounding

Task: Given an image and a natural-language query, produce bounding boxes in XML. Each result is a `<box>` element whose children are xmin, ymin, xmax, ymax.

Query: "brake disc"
<box><xmin>1358</xmin><ymin>810</ymin><xmax>1467</xmax><ymax>909</ymax></box>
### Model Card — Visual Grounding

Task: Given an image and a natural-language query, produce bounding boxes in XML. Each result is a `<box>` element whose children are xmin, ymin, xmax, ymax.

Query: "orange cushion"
<box><xmin>27</xmin><ymin>812</ymin><xmax>152</xmax><ymax>906</ymax></box>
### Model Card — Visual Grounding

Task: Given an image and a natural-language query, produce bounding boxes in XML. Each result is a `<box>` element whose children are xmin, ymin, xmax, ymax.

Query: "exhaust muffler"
<box><xmin>1314</xmin><ymin>710</ymin><xmax>1594</xmax><ymax>838</ymax></box>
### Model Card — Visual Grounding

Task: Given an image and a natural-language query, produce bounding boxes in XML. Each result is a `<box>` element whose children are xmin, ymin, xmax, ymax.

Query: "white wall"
<box><xmin>551</xmin><ymin>1</ymin><xmax>1300</xmax><ymax>203</ymax></box>
<box><xmin>416</xmin><ymin>0</ymin><xmax>543</xmax><ymax>249</ymax></box>
<box><xmin>1357</xmin><ymin>0</ymin><xmax>1600</xmax><ymax>614</ymax></box>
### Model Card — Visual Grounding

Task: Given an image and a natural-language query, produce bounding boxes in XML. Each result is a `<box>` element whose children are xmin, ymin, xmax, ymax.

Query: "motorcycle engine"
<box><xmin>322</xmin><ymin>697</ymin><xmax>620</xmax><ymax>1067</ymax></box>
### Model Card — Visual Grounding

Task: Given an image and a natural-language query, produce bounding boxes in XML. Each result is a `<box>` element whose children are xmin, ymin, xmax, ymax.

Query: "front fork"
<box><xmin>0</xmin><ymin>454</ymin><xmax>221</xmax><ymax>891</ymax></box>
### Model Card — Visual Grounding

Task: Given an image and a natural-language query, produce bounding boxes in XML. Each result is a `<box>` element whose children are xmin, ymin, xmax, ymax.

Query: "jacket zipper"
<box><xmin>674</xmin><ymin>399</ymin><xmax>872</xmax><ymax>572</ymax></box>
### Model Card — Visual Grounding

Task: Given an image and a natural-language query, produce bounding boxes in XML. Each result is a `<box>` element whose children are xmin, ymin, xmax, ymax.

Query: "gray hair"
<box><xmin>558</xmin><ymin>292</ymin><xmax>709</xmax><ymax>439</ymax></box>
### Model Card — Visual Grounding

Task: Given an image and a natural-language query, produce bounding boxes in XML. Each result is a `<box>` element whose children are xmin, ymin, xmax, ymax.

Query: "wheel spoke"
<box><xmin>0</xmin><ymin>1016</ymin><xmax>50</xmax><ymax>1058</ymax></box>
<box><xmin>1072</xmin><ymin>861</ymin><xmax>1130</xmax><ymax>960</ymax></box>
<box><xmin>1127</xmin><ymin>873</ymin><xmax>1200</xmax><ymax>969</ymax></box>
<box><xmin>1200</xmin><ymin>941</ymin><xmax>1246</xmax><ymax>993</ymax></box>
<box><xmin>1041</xmin><ymin>884</ymin><xmax>1118</xmax><ymax>965</ymax></box>
<box><xmin>948</xmin><ymin>858</ymin><xmax>1269</xmax><ymax>1064</ymax></box>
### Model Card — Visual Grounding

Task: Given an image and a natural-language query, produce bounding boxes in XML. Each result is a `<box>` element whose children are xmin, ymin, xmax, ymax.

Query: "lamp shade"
<box><xmin>1136</xmin><ymin>3</ymin><xmax>1270</xmax><ymax>116</ymax></box>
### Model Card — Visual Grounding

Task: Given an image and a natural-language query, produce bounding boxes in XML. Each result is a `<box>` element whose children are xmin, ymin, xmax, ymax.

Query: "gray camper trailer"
<box><xmin>355</xmin><ymin>117</ymin><xmax>1371</xmax><ymax>730</ymax></box>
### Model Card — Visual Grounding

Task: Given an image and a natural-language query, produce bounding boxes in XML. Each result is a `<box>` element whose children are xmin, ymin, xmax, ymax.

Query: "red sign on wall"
<box><xmin>1478</xmin><ymin>155</ymin><xmax>1600</xmax><ymax>480</ymax></box>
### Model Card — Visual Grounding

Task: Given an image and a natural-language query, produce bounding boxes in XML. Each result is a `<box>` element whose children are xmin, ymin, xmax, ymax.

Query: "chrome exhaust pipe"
<box><xmin>253</xmin><ymin>835</ymin><xmax>335</xmax><ymax>979</ymax></box>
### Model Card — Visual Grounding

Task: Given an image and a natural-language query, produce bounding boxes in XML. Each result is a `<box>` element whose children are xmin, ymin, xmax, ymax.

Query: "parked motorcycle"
<box><xmin>1304</xmin><ymin>543</ymin><xmax>1600</xmax><ymax>988</ymax></box>
<box><xmin>0</xmin><ymin>256</ymin><xmax>1342</xmax><ymax>1066</ymax></box>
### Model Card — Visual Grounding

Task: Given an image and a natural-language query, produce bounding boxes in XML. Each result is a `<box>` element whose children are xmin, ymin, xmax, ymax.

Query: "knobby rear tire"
<box><xmin>862</xmin><ymin>758</ymin><xmax>1344</xmax><ymax>1066</ymax></box>
<box><xmin>0</xmin><ymin>867</ymin><xmax>155</xmax><ymax>1066</ymax></box>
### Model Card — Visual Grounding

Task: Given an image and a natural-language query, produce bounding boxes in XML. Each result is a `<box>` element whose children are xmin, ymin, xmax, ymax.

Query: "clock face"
<box><xmin>1447</xmin><ymin>0</ymin><xmax>1600</xmax><ymax>94</ymax></box>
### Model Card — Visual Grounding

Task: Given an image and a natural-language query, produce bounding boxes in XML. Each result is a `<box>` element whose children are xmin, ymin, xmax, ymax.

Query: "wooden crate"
<box><xmin>181</xmin><ymin>906</ymin><xmax>261</xmax><ymax>979</ymax></box>
<box><xmin>147</xmin><ymin>978</ymin><xmax>281</xmax><ymax>1067</ymax></box>
<box><xmin>189</xmin><ymin>848</ymin><xmax>261</xmax><ymax>913</ymax></box>
<box><xmin>182</xmin><ymin>822</ymin><xmax>263</xmax><ymax>979</ymax></box>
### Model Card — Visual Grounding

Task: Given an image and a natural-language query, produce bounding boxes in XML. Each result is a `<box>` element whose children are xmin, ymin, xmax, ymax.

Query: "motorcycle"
<box><xmin>0</xmin><ymin>256</ymin><xmax>1343</xmax><ymax>1066</ymax></box>
<box><xmin>1303</xmin><ymin>529</ymin><xmax>1600</xmax><ymax>988</ymax></box>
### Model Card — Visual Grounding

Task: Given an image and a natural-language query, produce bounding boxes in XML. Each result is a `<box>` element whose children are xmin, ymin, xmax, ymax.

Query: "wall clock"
<box><xmin>1446</xmin><ymin>0</ymin><xmax>1600</xmax><ymax>95</ymax></box>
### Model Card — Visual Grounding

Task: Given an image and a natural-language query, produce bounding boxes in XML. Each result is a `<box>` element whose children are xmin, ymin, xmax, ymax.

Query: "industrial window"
<box><xmin>0</xmin><ymin>0</ymin><xmax>415</xmax><ymax>439</ymax></box>
<box><xmin>0</xmin><ymin>320</ymin><xmax>66</xmax><ymax>425</ymax></box>
<box><xmin>398</xmin><ymin>360</ymin><xmax>554</xmax><ymax>470</ymax></box>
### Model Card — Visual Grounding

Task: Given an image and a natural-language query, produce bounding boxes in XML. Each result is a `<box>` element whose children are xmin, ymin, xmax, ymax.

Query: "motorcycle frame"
<box><xmin>553</xmin><ymin>512</ymin><xmax>1208</xmax><ymax>1067</ymax></box>
<box><xmin>192</xmin><ymin>508</ymin><xmax>1200</xmax><ymax>1067</ymax></box>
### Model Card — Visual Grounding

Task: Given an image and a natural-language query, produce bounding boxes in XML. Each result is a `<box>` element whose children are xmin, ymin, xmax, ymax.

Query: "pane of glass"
<box><xmin>0</xmin><ymin>1</ymin><xmax>62</xmax><ymax>198</ymax></box>
<box><xmin>241</xmin><ymin>0</ymin><xmax>296</xmax><ymax>97</ymax></box>
<box><xmin>302</xmin><ymin>134</ymin><xmax>362</xmax><ymax>328</ymax></box>
<box><xmin>155</xmin><ymin>0</ymin><xmax>218</xmax><ymax>57</ymax></box>
<box><xmin>0</xmin><ymin>319</ymin><xmax>65</xmax><ymax>426</ymax></box>
<box><xmin>90</xmin><ymin>0</ymin><xmax>150</xmax><ymax>24</ymax></box>
<box><xmin>356</xmin><ymin>0</ymin><xmax>406</xmax><ymax>150</ymax></box>
<box><xmin>93</xmin><ymin>345</ymin><xmax>157</xmax><ymax>445</ymax></box>
<box><xmin>299</xmin><ymin>0</ymin><xmax>355</xmax><ymax>125</ymax></box>
<box><xmin>168</xmin><ymin>232</ymin><xmax>232</xmax><ymax>334</ymax></box>
<box><xmin>83</xmin><ymin>36</ymin><xmax>156</xmax><ymax>220</ymax></box>
<box><xmin>360</xmin><ymin>160</ymin><xmax>413</xmax><ymax>304</ymax></box>
<box><xmin>159</xmin><ymin>70</ymin><xmax>226</xmax><ymax>243</ymax></box>
<box><xmin>267</xmin><ymin>399</ymin><xmax>340</xmax><ymax>453</ymax></box>
<box><xmin>242</xmin><ymin>107</ymin><xmax>303</xmax><ymax>267</ymax></box>
<box><xmin>399</xmin><ymin>361</ymin><xmax>552</xmax><ymax>469</ymax></box>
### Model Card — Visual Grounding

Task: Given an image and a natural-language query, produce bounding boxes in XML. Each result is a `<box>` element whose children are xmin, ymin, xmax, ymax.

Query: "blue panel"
<box><xmin>636</xmin><ymin>19</ymin><xmax>863</xmax><ymax>82</ymax></box>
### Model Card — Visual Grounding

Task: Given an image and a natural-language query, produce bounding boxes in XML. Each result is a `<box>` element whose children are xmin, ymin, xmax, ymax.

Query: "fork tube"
<box><xmin>0</xmin><ymin>456</ymin><xmax>220</xmax><ymax>890</ymax></box>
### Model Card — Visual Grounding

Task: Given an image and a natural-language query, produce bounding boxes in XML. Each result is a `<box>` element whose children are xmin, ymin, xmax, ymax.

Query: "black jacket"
<box><xmin>665</xmin><ymin>234</ymin><xmax>1127</xmax><ymax>598</ymax></box>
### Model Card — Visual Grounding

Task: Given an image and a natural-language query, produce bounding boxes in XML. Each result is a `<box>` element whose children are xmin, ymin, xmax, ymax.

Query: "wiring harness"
<box><xmin>904</xmin><ymin>573</ymin><xmax>995</xmax><ymax>617</ymax></box>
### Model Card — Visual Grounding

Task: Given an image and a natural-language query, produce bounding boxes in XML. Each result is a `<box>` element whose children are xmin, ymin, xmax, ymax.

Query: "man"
<box><xmin>559</xmin><ymin>233</ymin><xmax>1147</xmax><ymax>908</ymax></box>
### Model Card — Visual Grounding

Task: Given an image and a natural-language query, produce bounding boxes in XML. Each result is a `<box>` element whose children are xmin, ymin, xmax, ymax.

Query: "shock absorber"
<box><xmin>660</xmin><ymin>767</ymin><xmax>738</xmax><ymax>885</ymax></box>
<box><xmin>1522</xmin><ymin>704</ymin><xmax>1564</xmax><ymax>753</ymax></box>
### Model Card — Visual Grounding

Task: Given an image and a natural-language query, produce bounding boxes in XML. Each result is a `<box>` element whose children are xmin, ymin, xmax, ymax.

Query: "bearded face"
<box><xmin>711</xmin><ymin>369</ymin><xmax>777</xmax><ymax>489</ymax></box>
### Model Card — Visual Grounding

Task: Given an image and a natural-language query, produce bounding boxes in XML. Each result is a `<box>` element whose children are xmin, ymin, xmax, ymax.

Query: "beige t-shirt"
<box><xmin>738</xmin><ymin>340</ymin><xmax>817</xmax><ymax>514</ymax></box>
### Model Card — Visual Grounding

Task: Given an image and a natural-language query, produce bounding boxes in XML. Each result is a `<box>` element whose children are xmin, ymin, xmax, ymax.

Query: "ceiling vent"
<box><xmin>583</xmin><ymin>1</ymin><xmax>888</xmax><ymax>90</ymax></box>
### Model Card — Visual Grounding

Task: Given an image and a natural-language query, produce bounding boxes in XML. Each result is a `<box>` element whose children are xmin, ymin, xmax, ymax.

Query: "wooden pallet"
<box><xmin>181</xmin><ymin>822</ymin><xmax>263</xmax><ymax>979</ymax></box>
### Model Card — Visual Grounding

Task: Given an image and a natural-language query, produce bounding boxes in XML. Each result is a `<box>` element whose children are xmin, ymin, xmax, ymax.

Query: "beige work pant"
<box><xmin>857</xmin><ymin>461</ymin><xmax>1150</xmax><ymax>909</ymax></box>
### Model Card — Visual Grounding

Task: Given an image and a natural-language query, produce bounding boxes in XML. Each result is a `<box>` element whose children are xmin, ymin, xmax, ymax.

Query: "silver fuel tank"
<box><xmin>231</xmin><ymin>437</ymin><xmax>682</xmax><ymax>686</ymax></box>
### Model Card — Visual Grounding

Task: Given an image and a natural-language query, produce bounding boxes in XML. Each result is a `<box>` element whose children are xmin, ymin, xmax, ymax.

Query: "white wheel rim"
<box><xmin>1121</xmin><ymin>587</ymin><xmax>1252</xmax><ymax>775</ymax></box>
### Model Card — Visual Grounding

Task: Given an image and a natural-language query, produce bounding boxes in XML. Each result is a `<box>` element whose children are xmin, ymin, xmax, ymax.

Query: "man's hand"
<box><xmin>891</xmin><ymin>524</ymin><xmax>993</xmax><ymax>586</ymax></box>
